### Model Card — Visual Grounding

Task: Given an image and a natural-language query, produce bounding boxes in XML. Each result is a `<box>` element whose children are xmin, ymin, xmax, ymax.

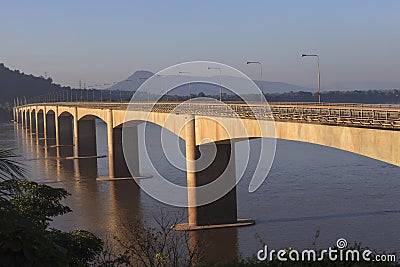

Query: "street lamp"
<box><xmin>301</xmin><ymin>54</ymin><xmax>321</xmax><ymax>103</ymax></box>
<box><xmin>246</xmin><ymin>61</ymin><xmax>264</xmax><ymax>103</ymax></box>
<box><xmin>178</xmin><ymin>71</ymin><xmax>192</xmax><ymax>100</ymax></box>
<box><xmin>207</xmin><ymin>67</ymin><xmax>222</xmax><ymax>101</ymax></box>
<box><xmin>139</xmin><ymin>77</ymin><xmax>150</xmax><ymax>101</ymax></box>
<box><xmin>157</xmin><ymin>74</ymin><xmax>169</xmax><ymax>101</ymax></box>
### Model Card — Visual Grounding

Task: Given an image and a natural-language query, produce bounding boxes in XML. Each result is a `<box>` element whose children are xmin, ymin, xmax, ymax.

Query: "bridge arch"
<box><xmin>78</xmin><ymin>114</ymin><xmax>106</xmax><ymax>124</ymax></box>
<box><xmin>46</xmin><ymin>107</ymin><xmax>57</xmax><ymax>114</ymax></box>
<box><xmin>59</xmin><ymin>111</ymin><xmax>73</xmax><ymax>117</ymax></box>
<box><xmin>77</xmin><ymin>110</ymin><xmax>108</xmax><ymax>123</ymax></box>
<box><xmin>36</xmin><ymin>108</ymin><xmax>45</xmax><ymax>115</ymax></box>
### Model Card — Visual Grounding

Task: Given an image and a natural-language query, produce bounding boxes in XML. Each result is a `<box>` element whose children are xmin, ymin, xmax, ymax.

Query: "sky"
<box><xmin>1</xmin><ymin>1</ymin><xmax>400</xmax><ymax>90</ymax></box>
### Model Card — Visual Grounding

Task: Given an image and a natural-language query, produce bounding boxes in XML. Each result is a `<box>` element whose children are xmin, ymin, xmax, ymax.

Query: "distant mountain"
<box><xmin>257</xmin><ymin>80</ymin><xmax>312</xmax><ymax>93</ymax></box>
<box><xmin>328</xmin><ymin>81</ymin><xmax>400</xmax><ymax>91</ymax></box>
<box><xmin>109</xmin><ymin>70</ymin><xmax>311</xmax><ymax>94</ymax></box>
<box><xmin>107</xmin><ymin>70</ymin><xmax>153</xmax><ymax>91</ymax></box>
<box><xmin>0</xmin><ymin>63</ymin><xmax>71</xmax><ymax>103</ymax></box>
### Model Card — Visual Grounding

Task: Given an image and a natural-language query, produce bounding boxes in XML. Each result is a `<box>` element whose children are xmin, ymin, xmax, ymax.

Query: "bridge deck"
<box><xmin>17</xmin><ymin>102</ymin><xmax>400</xmax><ymax>130</ymax></box>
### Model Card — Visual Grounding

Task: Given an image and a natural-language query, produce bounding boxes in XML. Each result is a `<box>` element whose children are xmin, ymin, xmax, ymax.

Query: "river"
<box><xmin>1</xmin><ymin>121</ymin><xmax>399</xmax><ymax>263</ymax></box>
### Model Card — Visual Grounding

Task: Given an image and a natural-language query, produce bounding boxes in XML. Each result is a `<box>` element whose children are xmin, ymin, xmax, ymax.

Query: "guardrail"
<box><xmin>16</xmin><ymin>102</ymin><xmax>400</xmax><ymax>129</ymax></box>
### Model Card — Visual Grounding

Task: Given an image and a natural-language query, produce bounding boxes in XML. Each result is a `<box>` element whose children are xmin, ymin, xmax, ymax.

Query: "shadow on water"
<box><xmin>191</xmin><ymin>227</ymin><xmax>239</xmax><ymax>264</ymax></box>
<box><xmin>76</xmin><ymin>158</ymin><xmax>98</xmax><ymax>178</ymax></box>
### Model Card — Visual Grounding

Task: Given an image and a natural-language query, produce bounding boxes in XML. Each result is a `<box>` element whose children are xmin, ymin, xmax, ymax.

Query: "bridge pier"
<box><xmin>175</xmin><ymin>115</ymin><xmax>254</xmax><ymax>231</ymax></box>
<box><xmin>30</xmin><ymin>110</ymin><xmax>36</xmax><ymax>135</ymax></box>
<box><xmin>58</xmin><ymin>116</ymin><xmax>74</xmax><ymax>146</ymax></box>
<box><xmin>21</xmin><ymin>110</ymin><xmax>25</xmax><ymax>128</ymax></box>
<box><xmin>54</xmin><ymin>107</ymin><xmax>59</xmax><ymax>147</ymax></box>
<box><xmin>27</xmin><ymin>111</ymin><xmax>32</xmax><ymax>131</ymax></box>
<box><xmin>72</xmin><ymin>117</ymin><xmax>98</xmax><ymax>177</ymax></box>
<box><xmin>78</xmin><ymin>118</ymin><xmax>97</xmax><ymax>157</ymax></box>
<box><xmin>45</xmin><ymin>112</ymin><xmax>56</xmax><ymax>147</ymax></box>
<box><xmin>97</xmin><ymin>110</ymin><xmax>142</xmax><ymax>181</ymax></box>
<box><xmin>35</xmin><ymin>111</ymin><xmax>45</xmax><ymax>145</ymax></box>
<box><xmin>26</xmin><ymin>111</ymin><xmax>29</xmax><ymax>130</ymax></box>
<box><xmin>57</xmin><ymin>114</ymin><xmax>74</xmax><ymax>157</ymax></box>
<box><xmin>35</xmin><ymin>111</ymin><xmax>39</xmax><ymax>141</ymax></box>
<box><xmin>42</xmin><ymin>108</ymin><xmax>47</xmax><ymax>146</ymax></box>
<box><xmin>73</xmin><ymin>107</ymin><xmax>79</xmax><ymax>157</ymax></box>
<box><xmin>107</xmin><ymin>109</ymin><xmax>115</xmax><ymax>178</ymax></box>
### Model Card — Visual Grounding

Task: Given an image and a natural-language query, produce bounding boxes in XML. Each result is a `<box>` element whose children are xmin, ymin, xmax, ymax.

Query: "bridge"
<box><xmin>13</xmin><ymin>101</ymin><xmax>400</xmax><ymax>230</ymax></box>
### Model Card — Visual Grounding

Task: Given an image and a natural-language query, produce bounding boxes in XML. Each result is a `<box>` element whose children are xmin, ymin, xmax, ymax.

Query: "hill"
<box><xmin>0</xmin><ymin>63</ymin><xmax>71</xmax><ymax>104</ymax></box>
<box><xmin>0</xmin><ymin>63</ymin><xmax>72</xmax><ymax>121</ymax></box>
<box><xmin>109</xmin><ymin>71</ymin><xmax>311</xmax><ymax>94</ymax></box>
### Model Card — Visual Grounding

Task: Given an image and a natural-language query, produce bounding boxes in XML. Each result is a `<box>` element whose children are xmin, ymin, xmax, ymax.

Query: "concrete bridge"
<box><xmin>13</xmin><ymin>101</ymin><xmax>400</xmax><ymax>230</ymax></box>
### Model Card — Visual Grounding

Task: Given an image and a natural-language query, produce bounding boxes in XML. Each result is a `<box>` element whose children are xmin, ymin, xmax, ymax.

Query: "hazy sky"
<box><xmin>1</xmin><ymin>1</ymin><xmax>400</xmax><ymax>90</ymax></box>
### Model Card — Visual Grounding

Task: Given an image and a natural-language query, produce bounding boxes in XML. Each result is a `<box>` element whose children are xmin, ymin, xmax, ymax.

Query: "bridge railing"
<box><xmin>16</xmin><ymin>101</ymin><xmax>400</xmax><ymax>129</ymax></box>
<box><xmin>270</xmin><ymin>102</ymin><xmax>400</xmax><ymax>109</ymax></box>
<box><xmin>118</xmin><ymin>101</ymin><xmax>400</xmax><ymax>127</ymax></box>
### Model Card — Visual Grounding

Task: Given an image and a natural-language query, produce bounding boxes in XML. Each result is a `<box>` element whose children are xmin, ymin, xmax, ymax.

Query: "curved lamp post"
<box><xmin>246</xmin><ymin>61</ymin><xmax>264</xmax><ymax>103</ymax></box>
<box><xmin>207</xmin><ymin>67</ymin><xmax>222</xmax><ymax>101</ymax></box>
<box><xmin>178</xmin><ymin>71</ymin><xmax>192</xmax><ymax>100</ymax></box>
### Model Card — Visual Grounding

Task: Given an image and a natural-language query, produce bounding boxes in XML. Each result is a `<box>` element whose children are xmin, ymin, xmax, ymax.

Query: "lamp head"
<box><xmin>301</xmin><ymin>54</ymin><xmax>307</xmax><ymax>58</ymax></box>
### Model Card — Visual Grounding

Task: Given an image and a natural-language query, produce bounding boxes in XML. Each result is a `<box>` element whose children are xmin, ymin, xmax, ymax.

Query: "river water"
<box><xmin>1</xmin><ymin>121</ymin><xmax>399</xmax><ymax>262</ymax></box>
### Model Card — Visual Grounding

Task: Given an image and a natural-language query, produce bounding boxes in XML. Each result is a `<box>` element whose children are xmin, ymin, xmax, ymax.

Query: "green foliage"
<box><xmin>49</xmin><ymin>229</ymin><xmax>104</xmax><ymax>266</ymax></box>
<box><xmin>8</xmin><ymin>180</ymin><xmax>71</xmax><ymax>226</ymax></box>
<box><xmin>0</xmin><ymin>149</ymin><xmax>25</xmax><ymax>182</ymax></box>
<box><xmin>0</xmin><ymin>148</ymin><xmax>103</xmax><ymax>266</ymax></box>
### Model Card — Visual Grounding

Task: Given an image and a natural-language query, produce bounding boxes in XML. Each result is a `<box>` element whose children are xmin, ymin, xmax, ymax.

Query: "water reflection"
<box><xmin>3</xmin><ymin>122</ymin><xmax>400</xmax><ymax>260</ymax></box>
<box><xmin>191</xmin><ymin>228</ymin><xmax>238</xmax><ymax>264</ymax></box>
<box><xmin>76</xmin><ymin>158</ymin><xmax>98</xmax><ymax>178</ymax></box>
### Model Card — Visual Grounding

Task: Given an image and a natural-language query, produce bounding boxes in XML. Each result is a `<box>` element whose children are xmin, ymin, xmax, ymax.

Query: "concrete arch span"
<box><xmin>14</xmin><ymin>103</ymin><xmax>400</xmax><ymax>231</ymax></box>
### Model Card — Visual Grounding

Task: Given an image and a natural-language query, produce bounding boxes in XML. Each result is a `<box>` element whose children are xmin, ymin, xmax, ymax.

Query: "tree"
<box><xmin>115</xmin><ymin>211</ymin><xmax>205</xmax><ymax>267</ymax></box>
<box><xmin>0</xmin><ymin>149</ymin><xmax>103</xmax><ymax>266</ymax></box>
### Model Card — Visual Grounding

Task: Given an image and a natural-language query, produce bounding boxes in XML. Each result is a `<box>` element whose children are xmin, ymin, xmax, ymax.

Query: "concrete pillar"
<box><xmin>73</xmin><ymin>107</ymin><xmax>79</xmax><ymax>157</ymax></box>
<box><xmin>45</xmin><ymin>112</ymin><xmax>56</xmax><ymax>146</ymax></box>
<box><xmin>55</xmin><ymin>107</ymin><xmax>59</xmax><ymax>147</ymax></box>
<box><xmin>184</xmin><ymin>115</ymin><xmax>241</xmax><ymax>228</ymax></box>
<box><xmin>75</xmin><ymin>117</ymin><xmax>97</xmax><ymax>178</ymax></box>
<box><xmin>58</xmin><ymin>116</ymin><xmax>73</xmax><ymax>145</ymax></box>
<box><xmin>35</xmin><ymin>111</ymin><xmax>40</xmax><ymax>144</ymax></box>
<box><xmin>15</xmin><ymin>109</ymin><xmax>19</xmax><ymax>123</ymax></box>
<box><xmin>29</xmin><ymin>111</ymin><xmax>33</xmax><ymax>132</ymax></box>
<box><xmin>112</xmin><ymin>125</ymin><xmax>139</xmax><ymax>178</ymax></box>
<box><xmin>43</xmin><ymin>108</ymin><xmax>47</xmax><ymax>146</ymax></box>
<box><xmin>58</xmin><ymin>115</ymin><xmax>74</xmax><ymax>158</ymax></box>
<box><xmin>13</xmin><ymin>108</ymin><xmax>16</xmax><ymax>122</ymax></box>
<box><xmin>31</xmin><ymin>111</ymin><xmax>36</xmax><ymax>134</ymax></box>
<box><xmin>24</xmin><ymin>110</ymin><xmax>27</xmax><ymax>129</ymax></box>
<box><xmin>24</xmin><ymin>110</ymin><xmax>28</xmax><ymax>129</ymax></box>
<box><xmin>194</xmin><ymin>142</ymin><xmax>237</xmax><ymax>225</ymax></box>
<box><xmin>107</xmin><ymin>109</ymin><xmax>114</xmax><ymax>178</ymax></box>
<box><xmin>185</xmin><ymin>115</ymin><xmax>198</xmax><ymax>226</ymax></box>
<box><xmin>21</xmin><ymin>111</ymin><xmax>25</xmax><ymax>127</ymax></box>
<box><xmin>77</xmin><ymin>118</ymin><xmax>97</xmax><ymax>157</ymax></box>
